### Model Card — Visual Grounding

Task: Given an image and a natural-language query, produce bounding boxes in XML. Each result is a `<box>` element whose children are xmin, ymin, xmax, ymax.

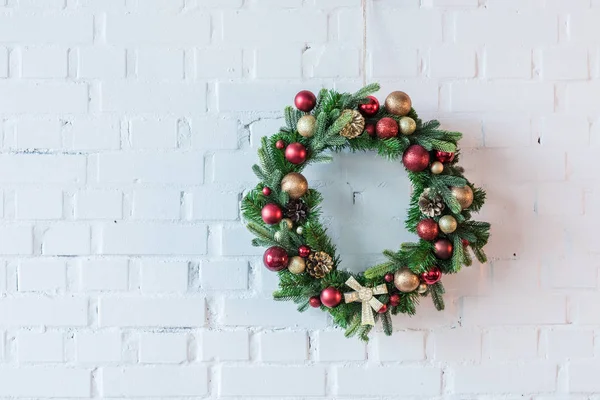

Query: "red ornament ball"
<box><xmin>275</xmin><ymin>140</ymin><xmax>285</xmax><ymax>150</ymax></box>
<box><xmin>358</xmin><ymin>95</ymin><xmax>380</xmax><ymax>117</ymax></box>
<box><xmin>320</xmin><ymin>286</ymin><xmax>342</xmax><ymax>308</ymax></box>
<box><xmin>462</xmin><ymin>239</ymin><xmax>470</xmax><ymax>247</ymax></box>
<box><xmin>261</xmin><ymin>203</ymin><xmax>283</xmax><ymax>225</ymax></box>
<box><xmin>298</xmin><ymin>245</ymin><xmax>311</xmax><ymax>258</ymax></box>
<box><xmin>376</xmin><ymin>117</ymin><xmax>399</xmax><ymax>139</ymax></box>
<box><xmin>402</xmin><ymin>144</ymin><xmax>430</xmax><ymax>172</ymax></box>
<box><xmin>262</xmin><ymin>187</ymin><xmax>272</xmax><ymax>196</ymax></box>
<box><xmin>294</xmin><ymin>90</ymin><xmax>317</xmax><ymax>112</ymax></box>
<box><xmin>365</xmin><ymin>123</ymin><xmax>376</xmax><ymax>137</ymax></box>
<box><xmin>384</xmin><ymin>273</ymin><xmax>394</xmax><ymax>283</ymax></box>
<box><xmin>416</xmin><ymin>219</ymin><xmax>439</xmax><ymax>241</ymax></box>
<box><xmin>433</xmin><ymin>238</ymin><xmax>454</xmax><ymax>260</ymax></box>
<box><xmin>421</xmin><ymin>267</ymin><xmax>442</xmax><ymax>285</ymax></box>
<box><xmin>389</xmin><ymin>293</ymin><xmax>401</xmax><ymax>306</ymax></box>
<box><xmin>309</xmin><ymin>296</ymin><xmax>322</xmax><ymax>308</ymax></box>
<box><xmin>285</xmin><ymin>142</ymin><xmax>307</xmax><ymax>165</ymax></box>
<box><xmin>378</xmin><ymin>303</ymin><xmax>388</xmax><ymax>314</ymax></box>
<box><xmin>435</xmin><ymin>151</ymin><xmax>455</xmax><ymax>163</ymax></box>
<box><xmin>263</xmin><ymin>246</ymin><xmax>289</xmax><ymax>271</ymax></box>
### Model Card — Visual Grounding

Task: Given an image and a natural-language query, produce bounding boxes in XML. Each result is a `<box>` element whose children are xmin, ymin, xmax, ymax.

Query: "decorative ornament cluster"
<box><xmin>242</xmin><ymin>84</ymin><xmax>490</xmax><ymax>341</ymax></box>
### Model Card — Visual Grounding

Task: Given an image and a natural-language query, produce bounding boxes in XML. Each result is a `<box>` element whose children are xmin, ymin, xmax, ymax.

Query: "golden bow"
<box><xmin>343</xmin><ymin>276</ymin><xmax>388</xmax><ymax>326</ymax></box>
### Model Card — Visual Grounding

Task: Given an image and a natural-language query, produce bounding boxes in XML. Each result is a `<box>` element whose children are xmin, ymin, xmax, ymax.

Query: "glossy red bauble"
<box><xmin>389</xmin><ymin>293</ymin><xmax>401</xmax><ymax>306</ymax></box>
<box><xmin>294</xmin><ymin>90</ymin><xmax>317</xmax><ymax>112</ymax></box>
<box><xmin>462</xmin><ymin>239</ymin><xmax>470</xmax><ymax>247</ymax></box>
<box><xmin>376</xmin><ymin>117</ymin><xmax>399</xmax><ymax>139</ymax></box>
<box><xmin>384</xmin><ymin>273</ymin><xmax>394</xmax><ymax>283</ymax></box>
<box><xmin>358</xmin><ymin>95</ymin><xmax>380</xmax><ymax>117</ymax></box>
<box><xmin>421</xmin><ymin>267</ymin><xmax>442</xmax><ymax>285</ymax></box>
<box><xmin>435</xmin><ymin>151</ymin><xmax>455</xmax><ymax>163</ymax></box>
<box><xmin>263</xmin><ymin>246</ymin><xmax>289</xmax><ymax>271</ymax></box>
<box><xmin>309</xmin><ymin>296</ymin><xmax>322</xmax><ymax>308</ymax></box>
<box><xmin>298</xmin><ymin>245</ymin><xmax>311</xmax><ymax>258</ymax></box>
<box><xmin>275</xmin><ymin>140</ymin><xmax>285</xmax><ymax>150</ymax></box>
<box><xmin>285</xmin><ymin>142</ymin><xmax>307</xmax><ymax>165</ymax></box>
<box><xmin>416</xmin><ymin>218</ymin><xmax>439</xmax><ymax>241</ymax></box>
<box><xmin>378</xmin><ymin>304</ymin><xmax>388</xmax><ymax>314</ymax></box>
<box><xmin>261</xmin><ymin>203</ymin><xmax>283</xmax><ymax>225</ymax></box>
<box><xmin>262</xmin><ymin>187</ymin><xmax>272</xmax><ymax>196</ymax></box>
<box><xmin>320</xmin><ymin>287</ymin><xmax>342</xmax><ymax>308</ymax></box>
<box><xmin>433</xmin><ymin>238</ymin><xmax>454</xmax><ymax>260</ymax></box>
<box><xmin>403</xmin><ymin>144</ymin><xmax>430</xmax><ymax>172</ymax></box>
<box><xmin>365</xmin><ymin>123</ymin><xmax>376</xmax><ymax>137</ymax></box>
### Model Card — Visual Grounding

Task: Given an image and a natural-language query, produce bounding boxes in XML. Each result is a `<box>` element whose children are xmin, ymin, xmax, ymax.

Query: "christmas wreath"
<box><xmin>242</xmin><ymin>83</ymin><xmax>490</xmax><ymax>340</ymax></box>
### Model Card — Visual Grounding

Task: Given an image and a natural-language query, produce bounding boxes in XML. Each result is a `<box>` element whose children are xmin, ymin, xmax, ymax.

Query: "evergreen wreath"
<box><xmin>242</xmin><ymin>83</ymin><xmax>490</xmax><ymax>341</ymax></box>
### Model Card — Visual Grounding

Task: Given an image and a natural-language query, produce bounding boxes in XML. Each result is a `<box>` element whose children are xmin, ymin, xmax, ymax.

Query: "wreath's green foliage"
<box><xmin>243</xmin><ymin>83</ymin><xmax>490</xmax><ymax>341</ymax></box>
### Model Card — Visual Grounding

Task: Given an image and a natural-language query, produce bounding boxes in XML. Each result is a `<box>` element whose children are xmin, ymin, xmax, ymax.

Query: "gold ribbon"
<box><xmin>343</xmin><ymin>276</ymin><xmax>388</xmax><ymax>326</ymax></box>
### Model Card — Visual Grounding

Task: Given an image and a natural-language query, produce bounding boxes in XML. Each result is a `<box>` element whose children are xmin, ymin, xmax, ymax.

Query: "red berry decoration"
<box><xmin>384</xmin><ymin>273</ymin><xmax>394</xmax><ymax>283</ymax></box>
<box><xmin>298</xmin><ymin>245</ymin><xmax>311</xmax><ymax>258</ymax></box>
<box><xmin>285</xmin><ymin>142</ymin><xmax>307</xmax><ymax>165</ymax></box>
<box><xmin>365</xmin><ymin>123</ymin><xmax>376</xmax><ymax>137</ymax></box>
<box><xmin>294</xmin><ymin>90</ymin><xmax>317</xmax><ymax>112</ymax></box>
<box><xmin>462</xmin><ymin>239</ymin><xmax>470</xmax><ymax>247</ymax></box>
<box><xmin>378</xmin><ymin>303</ymin><xmax>388</xmax><ymax>314</ymax></box>
<box><xmin>376</xmin><ymin>117</ymin><xmax>399</xmax><ymax>139</ymax></box>
<box><xmin>320</xmin><ymin>287</ymin><xmax>342</xmax><ymax>308</ymax></box>
<box><xmin>358</xmin><ymin>95</ymin><xmax>380</xmax><ymax>117</ymax></box>
<box><xmin>309</xmin><ymin>296</ymin><xmax>322</xmax><ymax>308</ymax></box>
<box><xmin>433</xmin><ymin>238</ymin><xmax>453</xmax><ymax>260</ymax></box>
<box><xmin>275</xmin><ymin>140</ymin><xmax>285</xmax><ymax>150</ymax></box>
<box><xmin>435</xmin><ymin>151</ymin><xmax>455</xmax><ymax>163</ymax></box>
<box><xmin>402</xmin><ymin>144</ymin><xmax>430</xmax><ymax>172</ymax></box>
<box><xmin>263</xmin><ymin>246</ymin><xmax>289</xmax><ymax>271</ymax></box>
<box><xmin>416</xmin><ymin>218</ymin><xmax>439</xmax><ymax>241</ymax></box>
<box><xmin>261</xmin><ymin>203</ymin><xmax>283</xmax><ymax>225</ymax></box>
<box><xmin>389</xmin><ymin>293</ymin><xmax>401</xmax><ymax>306</ymax></box>
<box><xmin>262</xmin><ymin>187</ymin><xmax>272</xmax><ymax>196</ymax></box>
<box><xmin>422</xmin><ymin>267</ymin><xmax>442</xmax><ymax>285</ymax></box>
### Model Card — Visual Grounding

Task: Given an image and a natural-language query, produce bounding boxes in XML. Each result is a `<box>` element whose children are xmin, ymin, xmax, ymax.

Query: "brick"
<box><xmin>540</xmin><ymin>115</ymin><xmax>589</xmax><ymax>147</ymax></box>
<box><xmin>0</xmin><ymin>82</ymin><xmax>88</xmax><ymax>114</ymax></box>
<box><xmin>218</xmin><ymin>83</ymin><xmax>308</xmax><ymax>112</ymax></box>
<box><xmin>483</xmin><ymin>115</ymin><xmax>532</xmax><ymax>147</ymax></box>
<box><xmin>107</xmin><ymin>14</ymin><xmax>209</xmax><ymax>45</ymax></box>
<box><xmin>484</xmin><ymin>46</ymin><xmax>532</xmax><ymax>78</ymax></box>
<box><xmin>336</xmin><ymin>367</ymin><xmax>442</xmax><ymax>396</ymax></box>
<box><xmin>136</xmin><ymin>48</ymin><xmax>184</xmax><ymax>80</ymax></box>
<box><xmin>318</xmin><ymin>331</ymin><xmax>365</xmax><ymax>361</ymax></box>
<box><xmin>433</xmin><ymin>328</ymin><xmax>481</xmax><ymax>362</ymax></box>
<box><xmin>546</xmin><ymin>329</ymin><xmax>593</xmax><ymax>360</ymax></box>
<box><xmin>191</xmin><ymin>117</ymin><xmax>239</xmax><ymax>151</ymax></box>
<box><xmin>221</xmin><ymin>298</ymin><xmax>327</xmax><ymax>328</ymax></box>
<box><xmin>566</xmin><ymin>83</ymin><xmax>600</xmax><ymax>115</ymax></box>
<box><xmin>42</xmin><ymin>224</ymin><xmax>91</xmax><ymax>256</ymax></box>
<box><xmin>102</xmin><ymin>83</ymin><xmax>206</xmax><ymax>113</ymax></box>
<box><xmin>139</xmin><ymin>333</ymin><xmax>187</xmax><ymax>364</ymax></box>
<box><xmin>449</xmin><ymin>82</ymin><xmax>554</xmax><ymax>113</ymax></box>
<box><xmin>570</xmin><ymin>361</ymin><xmax>600</xmax><ymax>392</ymax></box>
<box><xmin>130</xmin><ymin>118</ymin><xmax>178</xmax><ymax>149</ymax></box>
<box><xmin>453</xmin><ymin>364</ymin><xmax>556</xmax><ymax>394</ymax></box>
<box><xmin>132</xmin><ymin>188</ymin><xmax>180</xmax><ymax>220</ymax></box>
<box><xmin>0</xmin><ymin>297</ymin><xmax>87</xmax><ymax>327</ymax></box>
<box><xmin>16</xmin><ymin>188</ymin><xmax>63</xmax><ymax>220</ymax></box>
<box><xmin>211</xmin><ymin>152</ymin><xmax>256</xmax><ymax>183</ymax></box>
<box><xmin>0</xmin><ymin>47</ymin><xmax>7</xmax><ymax>77</ymax></box>
<box><xmin>68</xmin><ymin>117</ymin><xmax>121</xmax><ymax>150</ymax></box>
<box><xmin>201</xmin><ymin>330</ymin><xmax>249</xmax><ymax>361</ymax></box>
<box><xmin>0</xmin><ymin>225</ymin><xmax>33</xmax><ymax>255</ymax></box>
<box><xmin>17</xmin><ymin>332</ymin><xmax>63</xmax><ymax>363</ymax></box>
<box><xmin>258</xmin><ymin>331</ymin><xmax>307</xmax><ymax>362</ymax></box>
<box><xmin>76</xmin><ymin>331</ymin><xmax>122</xmax><ymax>363</ymax></box>
<box><xmin>256</xmin><ymin>47</ymin><xmax>301</xmax><ymax>78</ymax></box>
<box><xmin>219</xmin><ymin>225</ymin><xmax>268</xmax><ymax>257</ymax></box>
<box><xmin>196</xmin><ymin>48</ymin><xmax>242</xmax><ymax>78</ymax></box>
<box><xmin>575</xmin><ymin>295</ymin><xmax>600</xmax><ymax>324</ymax></box>
<box><xmin>192</xmin><ymin>186</ymin><xmax>239</xmax><ymax>220</ymax></box>
<box><xmin>140</xmin><ymin>260</ymin><xmax>188</xmax><ymax>293</ymax></box>
<box><xmin>80</xmin><ymin>259</ymin><xmax>128</xmax><ymax>291</ymax></box>
<box><xmin>430</xmin><ymin>46</ymin><xmax>476</xmax><ymax>78</ymax></box>
<box><xmin>200</xmin><ymin>260</ymin><xmax>248</xmax><ymax>291</ymax></box>
<box><xmin>18</xmin><ymin>259</ymin><xmax>66</xmax><ymax>292</ymax></box>
<box><xmin>220</xmin><ymin>366</ymin><xmax>325</xmax><ymax>397</ymax></box>
<box><xmin>102</xmin><ymin>366</ymin><xmax>207</xmax><ymax>397</ymax></box>
<box><xmin>76</xmin><ymin>190</ymin><xmax>123</xmax><ymax>220</ymax></box>
<box><xmin>21</xmin><ymin>47</ymin><xmax>67</xmax><ymax>78</ymax></box>
<box><xmin>374</xmin><ymin>331</ymin><xmax>426</xmax><ymax>362</ymax></box>
<box><xmin>101</xmin><ymin>224</ymin><xmax>207</xmax><ymax>255</ymax></box>
<box><xmin>0</xmin><ymin>15</ymin><xmax>92</xmax><ymax>44</ymax></box>
<box><xmin>304</xmin><ymin>46</ymin><xmax>360</xmax><ymax>78</ymax></box>
<box><xmin>99</xmin><ymin>297</ymin><xmax>205</xmax><ymax>327</ymax></box>
<box><xmin>0</xmin><ymin>154</ymin><xmax>85</xmax><ymax>184</ymax></box>
<box><xmin>369</xmin><ymin>8</ymin><xmax>442</xmax><ymax>46</ymax></box>
<box><xmin>98</xmin><ymin>153</ymin><xmax>203</xmax><ymax>184</ymax></box>
<box><xmin>14</xmin><ymin>118</ymin><xmax>62</xmax><ymax>149</ymax></box>
<box><xmin>570</xmin><ymin>11</ymin><xmax>600</xmax><ymax>44</ymax></box>
<box><xmin>371</xmin><ymin>48</ymin><xmax>419</xmax><ymax>78</ymax></box>
<box><xmin>486</xmin><ymin>328</ymin><xmax>539</xmax><ymax>361</ymax></box>
<box><xmin>0</xmin><ymin>368</ymin><xmax>90</xmax><ymax>397</ymax></box>
<box><xmin>78</xmin><ymin>47</ymin><xmax>125</xmax><ymax>79</ymax></box>
<box><xmin>462</xmin><ymin>295</ymin><xmax>567</xmax><ymax>325</ymax></box>
<box><xmin>223</xmin><ymin>11</ymin><xmax>326</xmax><ymax>43</ymax></box>
<box><xmin>542</xmin><ymin>47</ymin><xmax>588</xmax><ymax>80</ymax></box>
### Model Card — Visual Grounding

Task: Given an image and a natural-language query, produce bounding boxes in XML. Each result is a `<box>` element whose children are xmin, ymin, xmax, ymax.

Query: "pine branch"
<box><xmin>430</xmin><ymin>282</ymin><xmax>445</xmax><ymax>311</ymax></box>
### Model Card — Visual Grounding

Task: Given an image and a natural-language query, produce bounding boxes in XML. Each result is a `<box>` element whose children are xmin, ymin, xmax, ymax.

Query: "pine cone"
<box><xmin>418</xmin><ymin>188</ymin><xmax>445</xmax><ymax>217</ymax></box>
<box><xmin>339</xmin><ymin>109</ymin><xmax>365</xmax><ymax>139</ymax></box>
<box><xmin>307</xmin><ymin>251</ymin><xmax>334</xmax><ymax>279</ymax></box>
<box><xmin>285</xmin><ymin>199</ymin><xmax>308</xmax><ymax>223</ymax></box>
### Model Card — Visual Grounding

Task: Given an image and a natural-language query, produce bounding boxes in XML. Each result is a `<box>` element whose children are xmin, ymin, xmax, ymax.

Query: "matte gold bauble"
<box><xmin>288</xmin><ymin>256</ymin><xmax>306</xmax><ymax>274</ymax></box>
<box><xmin>385</xmin><ymin>91</ymin><xmax>412</xmax><ymax>116</ymax></box>
<box><xmin>297</xmin><ymin>115</ymin><xmax>317</xmax><ymax>138</ymax></box>
<box><xmin>430</xmin><ymin>161</ymin><xmax>444</xmax><ymax>175</ymax></box>
<box><xmin>417</xmin><ymin>283</ymin><xmax>428</xmax><ymax>294</ymax></box>
<box><xmin>394</xmin><ymin>267</ymin><xmax>420</xmax><ymax>293</ymax></box>
<box><xmin>438</xmin><ymin>215</ymin><xmax>457</xmax><ymax>234</ymax></box>
<box><xmin>339</xmin><ymin>109</ymin><xmax>365</xmax><ymax>139</ymax></box>
<box><xmin>399</xmin><ymin>117</ymin><xmax>416</xmax><ymax>135</ymax></box>
<box><xmin>282</xmin><ymin>218</ymin><xmax>293</xmax><ymax>230</ymax></box>
<box><xmin>451</xmin><ymin>185</ymin><xmax>474</xmax><ymax>209</ymax></box>
<box><xmin>281</xmin><ymin>172</ymin><xmax>308</xmax><ymax>200</ymax></box>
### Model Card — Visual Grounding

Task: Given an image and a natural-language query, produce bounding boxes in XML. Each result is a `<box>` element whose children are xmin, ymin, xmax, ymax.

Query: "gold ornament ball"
<box><xmin>394</xmin><ymin>267</ymin><xmax>421</xmax><ymax>293</ymax></box>
<box><xmin>438</xmin><ymin>215</ymin><xmax>458</xmax><ymax>234</ymax></box>
<box><xmin>417</xmin><ymin>283</ymin><xmax>428</xmax><ymax>294</ymax></box>
<box><xmin>282</xmin><ymin>218</ymin><xmax>293</xmax><ymax>230</ymax></box>
<box><xmin>281</xmin><ymin>172</ymin><xmax>309</xmax><ymax>200</ymax></box>
<box><xmin>385</xmin><ymin>91</ymin><xmax>412</xmax><ymax>116</ymax></box>
<box><xmin>297</xmin><ymin>115</ymin><xmax>317</xmax><ymax>138</ymax></box>
<box><xmin>430</xmin><ymin>161</ymin><xmax>444</xmax><ymax>175</ymax></box>
<box><xmin>288</xmin><ymin>256</ymin><xmax>306</xmax><ymax>274</ymax></box>
<box><xmin>399</xmin><ymin>117</ymin><xmax>417</xmax><ymax>135</ymax></box>
<box><xmin>296</xmin><ymin>226</ymin><xmax>304</xmax><ymax>235</ymax></box>
<box><xmin>451</xmin><ymin>185</ymin><xmax>474</xmax><ymax>210</ymax></box>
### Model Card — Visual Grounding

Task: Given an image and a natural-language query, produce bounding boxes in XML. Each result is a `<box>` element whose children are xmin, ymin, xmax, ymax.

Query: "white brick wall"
<box><xmin>0</xmin><ymin>0</ymin><xmax>597</xmax><ymax>398</ymax></box>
